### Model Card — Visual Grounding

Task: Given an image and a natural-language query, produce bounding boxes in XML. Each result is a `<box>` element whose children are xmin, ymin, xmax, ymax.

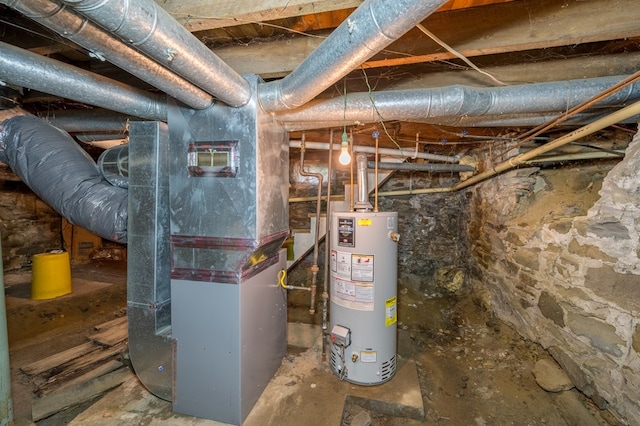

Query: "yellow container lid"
<box><xmin>30</xmin><ymin>251</ymin><xmax>72</xmax><ymax>300</ymax></box>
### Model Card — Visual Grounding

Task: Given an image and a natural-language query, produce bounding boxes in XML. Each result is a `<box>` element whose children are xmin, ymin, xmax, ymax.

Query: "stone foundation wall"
<box><xmin>468</xmin><ymin>131</ymin><xmax>640</xmax><ymax>423</ymax></box>
<box><xmin>0</xmin><ymin>181</ymin><xmax>62</xmax><ymax>270</ymax></box>
<box><xmin>288</xmin><ymin>171</ymin><xmax>472</xmax><ymax>311</ymax></box>
<box><xmin>377</xmin><ymin>174</ymin><xmax>471</xmax><ymax>297</ymax></box>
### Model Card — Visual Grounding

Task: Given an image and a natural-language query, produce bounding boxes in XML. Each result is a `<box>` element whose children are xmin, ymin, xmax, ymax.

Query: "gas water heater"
<box><xmin>329</xmin><ymin>153</ymin><xmax>399</xmax><ymax>385</ymax></box>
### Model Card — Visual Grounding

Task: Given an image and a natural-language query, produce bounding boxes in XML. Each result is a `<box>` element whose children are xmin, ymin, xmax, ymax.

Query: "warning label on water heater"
<box><xmin>331</xmin><ymin>250</ymin><xmax>375</xmax><ymax>310</ymax></box>
<box><xmin>385</xmin><ymin>296</ymin><xmax>397</xmax><ymax>326</ymax></box>
<box><xmin>331</xmin><ymin>277</ymin><xmax>374</xmax><ymax>311</ymax></box>
<box><xmin>331</xmin><ymin>250</ymin><xmax>352</xmax><ymax>279</ymax></box>
<box><xmin>351</xmin><ymin>254</ymin><xmax>374</xmax><ymax>282</ymax></box>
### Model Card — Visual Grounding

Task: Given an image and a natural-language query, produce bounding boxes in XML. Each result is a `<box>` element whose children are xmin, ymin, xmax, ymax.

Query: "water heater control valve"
<box><xmin>331</xmin><ymin>325</ymin><xmax>351</xmax><ymax>347</ymax></box>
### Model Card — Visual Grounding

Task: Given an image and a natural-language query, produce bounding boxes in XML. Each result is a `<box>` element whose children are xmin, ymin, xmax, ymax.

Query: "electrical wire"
<box><xmin>416</xmin><ymin>24</ymin><xmax>507</xmax><ymax>87</ymax></box>
<box><xmin>360</xmin><ymin>68</ymin><xmax>404</xmax><ymax>154</ymax></box>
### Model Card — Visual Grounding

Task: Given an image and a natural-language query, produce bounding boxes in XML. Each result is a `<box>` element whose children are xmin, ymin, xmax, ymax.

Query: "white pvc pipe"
<box><xmin>289</xmin><ymin>140</ymin><xmax>460</xmax><ymax>163</ymax></box>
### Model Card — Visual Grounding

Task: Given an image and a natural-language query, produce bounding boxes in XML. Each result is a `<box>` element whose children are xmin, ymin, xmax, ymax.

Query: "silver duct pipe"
<box><xmin>258</xmin><ymin>0</ymin><xmax>449</xmax><ymax>112</ymax></box>
<box><xmin>275</xmin><ymin>75</ymin><xmax>640</xmax><ymax>126</ymax></box>
<box><xmin>60</xmin><ymin>0</ymin><xmax>251</xmax><ymax>107</ymax></box>
<box><xmin>3</xmin><ymin>0</ymin><xmax>213</xmax><ymax>110</ymax></box>
<box><xmin>0</xmin><ymin>41</ymin><xmax>166</xmax><ymax>121</ymax></box>
<box><xmin>39</xmin><ymin>110</ymin><xmax>134</xmax><ymax>133</ymax></box>
<box><xmin>0</xmin><ymin>113</ymin><xmax>128</xmax><ymax>242</ymax></box>
<box><xmin>280</xmin><ymin>112</ymin><xmax>635</xmax><ymax>131</ymax></box>
<box><xmin>367</xmin><ymin>161</ymin><xmax>475</xmax><ymax>173</ymax></box>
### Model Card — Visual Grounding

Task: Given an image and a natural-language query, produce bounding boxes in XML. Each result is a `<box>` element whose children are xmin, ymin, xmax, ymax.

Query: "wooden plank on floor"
<box><xmin>20</xmin><ymin>342</ymin><xmax>98</xmax><ymax>376</ymax></box>
<box><xmin>88</xmin><ymin>322</ymin><xmax>128</xmax><ymax>347</ymax></box>
<box><xmin>60</xmin><ymin>342</ymin><xmax>127</xmax><ymax>374</ymax></box>
<box><xmin>94</xmin><ymin>316</ymin><xmax>127</xmax><ymax>331</ymax></box>
<box><xmin>40</xmin><ymin>360</ymin><xmax>124</xmax><ymax>396</ymax></box>
<box><xmin>31</xmin><ymin>367</ymin><xmax>133</xmax><ymax>422</ymax></box>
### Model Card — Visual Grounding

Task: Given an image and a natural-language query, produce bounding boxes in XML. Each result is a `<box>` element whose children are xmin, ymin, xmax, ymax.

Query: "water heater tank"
<box><xmin>329</xmin><ymin>210</ymin><xmax>399</xmax><ymax>385</ymax></box>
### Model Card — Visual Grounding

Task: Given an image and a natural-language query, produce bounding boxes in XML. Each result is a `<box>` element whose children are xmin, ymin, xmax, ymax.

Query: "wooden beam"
<box><xmin>159</xmin><ymin>0</ymin><xmax>364</xmax><ymax>32</ymax></box>
<box><xmin>160</xmin><ymin>0</ymin><xmax>516</xmax><ymax>32</ymax></box>
<box><xmin>364</xmin><ymin>0</ymin><xmax>640</xmax><ymax>69</ymax></box>
<box><xmin>209</xmin><ymin>0</ymin><xmax>640</xmax><ymax>78</ymax></box>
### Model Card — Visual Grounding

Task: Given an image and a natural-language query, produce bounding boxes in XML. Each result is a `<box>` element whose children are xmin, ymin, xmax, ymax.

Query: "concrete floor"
<box><xmin>66</xmin><ymin>324</ymin><xmax>425</xmax><ymax>426</ymax></box>
<box><xmin>5</xmin><ymin>260</ymin><xmax>612</xmax><ymax>425</ymax></box>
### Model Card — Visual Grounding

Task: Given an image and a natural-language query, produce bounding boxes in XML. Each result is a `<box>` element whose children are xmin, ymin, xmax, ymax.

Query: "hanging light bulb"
<box><xmin>338</xmin><ymin>132</ymin><xmax>351</xmax><ymax>165</ymax></box>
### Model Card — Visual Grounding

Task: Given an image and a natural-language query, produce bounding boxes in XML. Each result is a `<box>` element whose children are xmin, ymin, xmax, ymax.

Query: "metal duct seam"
<box><xmin>60</xmin><ymin>0</ymin><xmax>251</xmax><ymax>107</ymax></box>
<box><xmin>258</xmin><ymin>0</ymin><xmax>449</xmax><ymax>112</ymax></box>
<box><xmin>0</xmin><ymin>41</ymin><xmax>167</xmax><ymax>121</ymax></box>
<box><xmin>2</xmin><ymin>0</ymin><xmax>213</xmax><ymax>110</ymax></box>
<box><xmin>274</xmin><ymin>75</ymin><xmax>640</xmax><ymax>126</ymax></box>
<box><xmin>0</xmin><ymin>114</ymin><xmax>128</xmax><ymax>243</ymax></box>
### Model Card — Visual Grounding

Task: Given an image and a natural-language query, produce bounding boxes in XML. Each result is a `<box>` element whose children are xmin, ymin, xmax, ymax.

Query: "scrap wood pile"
<box><xmin>19</xmin><ymin>315</ymin><xmax>131</xmax><ymax>422</ymax></box>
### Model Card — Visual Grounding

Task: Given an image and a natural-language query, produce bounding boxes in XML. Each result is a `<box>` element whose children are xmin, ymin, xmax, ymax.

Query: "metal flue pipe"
<box><xmin>0</xmin><ymin>41</ymin><xmax>167</xmax><ymax>121</ymax></box>
<box><xmin>258</xmin><ymin>0</ymin><xmax>449</xmax><ymax>112</ymax></box>
<box><xmin>60</xmin><ymin>0</ymin><xmax>251</xmax><ymax>107</ymax></box>
<box><xmin>3</xmin><ymin>0</ymin><xmax>213</xmax><ymax>110</ymax></box>
<box><xmin>274</xmin><ymin>76</ymin><xmax>640</xmax><ymax>126</ymax></box>
<box><xmin>355</xmin><ymin>153</ymin><xmax>373</xmax><ymax>211</ymax></box>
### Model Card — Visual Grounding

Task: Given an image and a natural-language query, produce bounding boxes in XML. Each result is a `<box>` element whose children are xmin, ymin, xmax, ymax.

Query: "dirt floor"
<box><xmin>3</xmin><ymin>259</ymin><xmax>618</xmax><ymax>425</ymax></box>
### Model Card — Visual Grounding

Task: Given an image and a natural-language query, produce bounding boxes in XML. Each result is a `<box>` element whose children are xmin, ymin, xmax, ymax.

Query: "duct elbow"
<box><xmin>258</xmin><ymin>81</ymin><xmax>295</xmax><ymax>113</ymax></box>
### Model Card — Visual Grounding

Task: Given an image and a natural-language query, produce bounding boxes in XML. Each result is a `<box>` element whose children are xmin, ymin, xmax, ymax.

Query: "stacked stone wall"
<box><xmin>468</xmin><ymin>130</ymin><xmax>640</xmax><ymax>423</ymax></box>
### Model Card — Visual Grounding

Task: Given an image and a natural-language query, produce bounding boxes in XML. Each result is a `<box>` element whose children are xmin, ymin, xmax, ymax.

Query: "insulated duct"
<box><xmin>258</xmin><ymin>0</ymin><xmax>449</xmax><ymax>112</ymax></box>
<box><xmin>2</xmin><ymin>0</ymin><xmax>213</xmax><ymax>110</ymax></box>
<box><xmin>0</xmin><ymin>114</ymin><xmax>128</xmax><ymax>242</ymax></box>
<box><xmin>0</xmin><ymin>41</ymin><xmax>166</xmax><ymax>121</ymax></box>
<box><xmin>59</xmin><ymin>0</ymin><xmax>251</xmax><ymax>107</ymax></box>
<box><xmin>40</xmin><ymin>110</ymin><xmax>134</xmax><ymax>133</ymax></box>
<box><xmin>274</xmin><ymin>75</ymin><xmax>640</xmax><ymax>127</ymax></box>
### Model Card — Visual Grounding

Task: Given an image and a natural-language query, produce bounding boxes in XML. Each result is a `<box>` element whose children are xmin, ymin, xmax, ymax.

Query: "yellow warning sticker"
<box><xmin>385</xmin><ymin>296</ymin><xmax>397</xmax><ymax>326</ymax></box>
<box><xmin>358</xmin><ymin>218</ymin><xmax>372</xmax><ymax>226</ymax></box>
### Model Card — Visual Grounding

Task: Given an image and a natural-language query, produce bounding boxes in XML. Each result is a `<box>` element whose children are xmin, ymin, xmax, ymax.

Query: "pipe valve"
<box><xmin>389</xmin><ymin>232</ymin><xmax>400</xmax><ymax>242</ymax></box>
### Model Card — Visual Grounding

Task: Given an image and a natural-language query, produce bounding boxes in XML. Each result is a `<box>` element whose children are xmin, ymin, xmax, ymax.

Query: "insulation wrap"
<box><xmin>0</xmin><ymin>115</ymin><xmax>128</xmax><ymax>242</ymax></box>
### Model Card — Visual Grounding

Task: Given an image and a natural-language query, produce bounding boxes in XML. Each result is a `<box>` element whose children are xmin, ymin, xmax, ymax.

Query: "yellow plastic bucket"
<box><xmin>31</xmin><ymin>251</ymin><xmax>72</xmax><ymax>300</ymax></box>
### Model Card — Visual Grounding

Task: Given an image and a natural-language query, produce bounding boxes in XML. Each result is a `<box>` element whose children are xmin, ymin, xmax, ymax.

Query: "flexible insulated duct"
<box><xmin>2</xmin><ymin>0</ymin><xmax>213</xmax><ymax>110</ymax></box>
<box><xmin>0</xmin><ymin>41</ymin><xmax>166</xmax><ymax>121</ymax></box>
<box><xmin>274</xmin><ymin>76</ymin><xmax>640</xmax><ymax>127</ymax></box>
<box><xmin>258</xmin><ymin>0</ymin><xmax>449</xmax><ymax>111</ymax></box>
<box><xmin>0</xmin><ymin>115</ymin><xmax>128</xmax><ymax>243</ymax></box>
<box><xmin>60</xmin><ymin>0</ymin><xmax>251</xmax><ymax>107</ymax></box>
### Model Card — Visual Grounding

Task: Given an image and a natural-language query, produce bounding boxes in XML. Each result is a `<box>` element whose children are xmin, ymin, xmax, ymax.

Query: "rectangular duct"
<box><xmin>168</xmin><ymin>75</ymin><xmax>289</xmax><ymax>423</ymax></box>
<box><xmin>167</xmin><ymin>75</ymin><xmax>289</xmax><ymax>281</ymax></box>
